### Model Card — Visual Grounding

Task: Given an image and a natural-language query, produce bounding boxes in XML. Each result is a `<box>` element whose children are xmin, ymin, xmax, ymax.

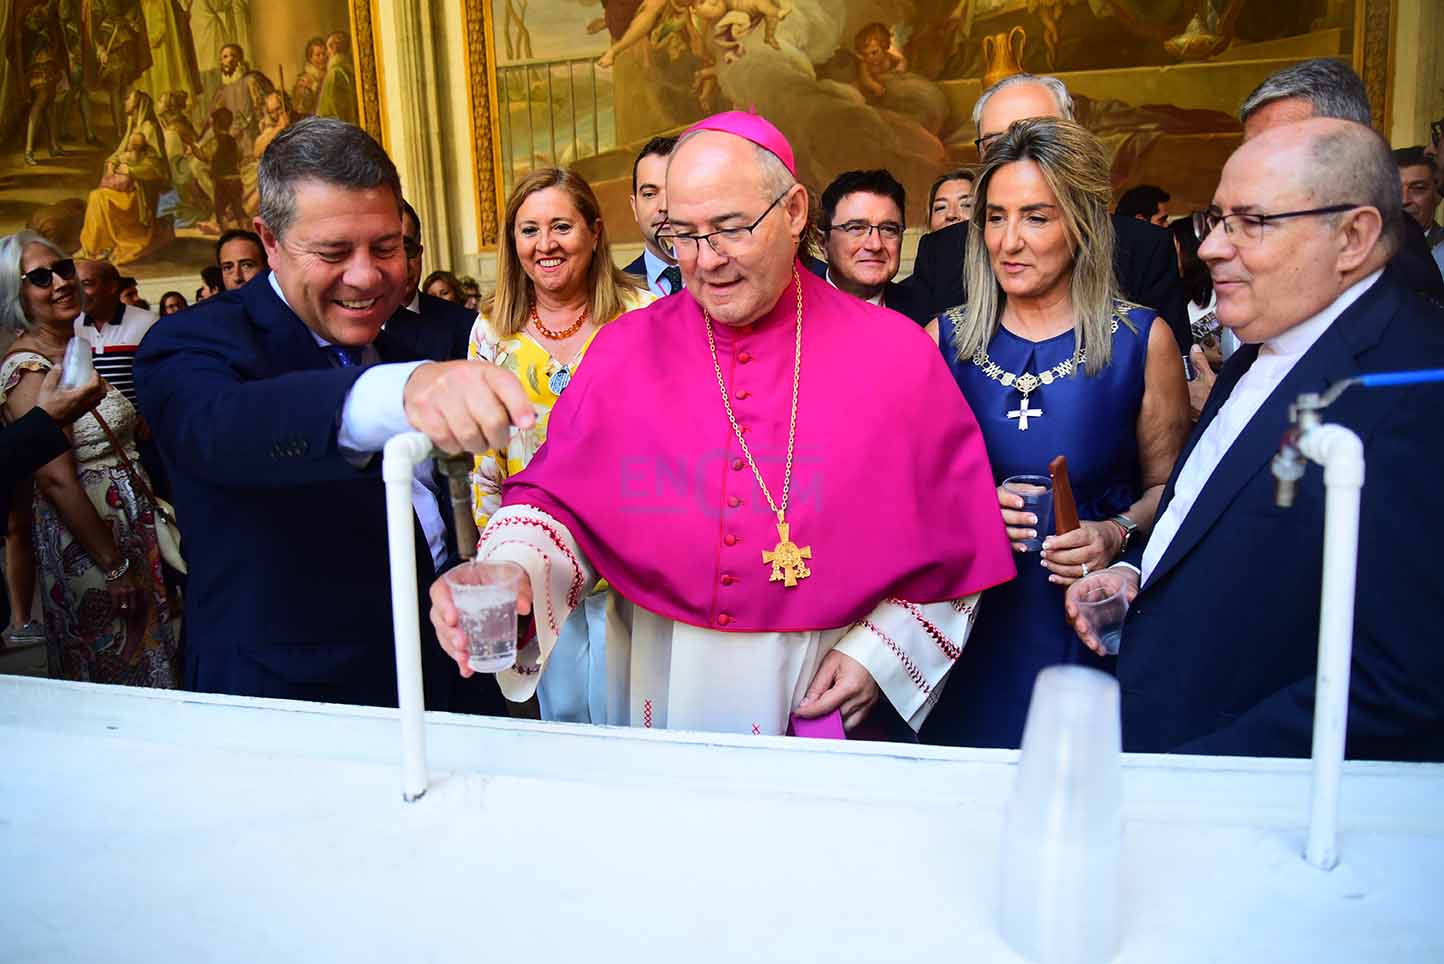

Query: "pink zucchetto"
<box><xmin>683</xmin><ymin>110</ymin><xmax>797</xmax><ymax>177</ymax></box>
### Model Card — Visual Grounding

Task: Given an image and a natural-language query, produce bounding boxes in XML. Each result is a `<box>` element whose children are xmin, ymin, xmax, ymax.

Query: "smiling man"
<box><xmin>134</xmin><ymin>117</ymin><xmax>505</xmax><ymax>714</ymax></box>
<box><xmin>812</xmin><ymin>169</ymin><xmax>923</xmax><ymax>321</ymax></box>
<box><xmin>422</xmin><ymin>111</ymin><xmax>1012</xmax><ymax>739</ymax></box>
<box><xmin>1066</xmin><ymin>118</ymin><xmax>1444</xmax><ymax>761</ymax></box>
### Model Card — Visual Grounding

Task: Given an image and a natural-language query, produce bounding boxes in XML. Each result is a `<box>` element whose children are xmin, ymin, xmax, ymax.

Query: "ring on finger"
<box><xmin>1081</xmin><ymin>562</ymin><xmax>1090</xmax><ymax>576</ymax></box>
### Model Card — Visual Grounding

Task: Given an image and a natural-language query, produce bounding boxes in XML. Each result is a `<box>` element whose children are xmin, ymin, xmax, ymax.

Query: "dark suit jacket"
<box><xmin>1396</xmin><ymin>216</ymin><xmax>1444</xmax><ymax>303</ymax></box>
<box><xmin>0</xmin><ymin>408</ymin><xmax>68</xmax><ymax>523</ymax></box>
<box><xmin>1118</xmin><ymin>267</ymin><xmax>1444</xmax><ymax>761</ymax></box>
<box><xmin>804</xmin><ymin>256</ymin><xmax>929</xmax><ymax>324</ymax></box>
<box><xmin>393</xmin><ymin>290</ymin><xmax>476</xmax><ymax>361</ymax></box>
<box><xmin>908</xmin><ymin>215</ymin><xmax>1190</xmax><ymax>348</ymax></box>
<box><xmin>623</xmin><ymin>253</ymin><xmax>648</xmax><ymax>281</ymax></box>
<box><xmin>134</xmin><ymin>275</ymin><xmax>504</xmax><ymax>714</ymax></box>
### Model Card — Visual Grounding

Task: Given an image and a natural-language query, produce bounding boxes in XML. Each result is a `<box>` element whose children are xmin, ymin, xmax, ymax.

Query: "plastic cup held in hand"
<box><xmin>1074</xmin><ymin>570</ymin><xmax>1131</xmax><ymax>656</ymax></box>
<box><xmin>1003</xmin><ymin>474</ymin><xmax>1053</xmax><ymax>551</ymax></box>
<box><xmin>58</xmin><ymin>337</ymin><xmax>93</xmax><ymax>390</ymax></box>
<box><xmin>1000</xmin><ymin>665</ymin><xmax>1123</xmax><ymax>964</ymax></box>
<box><xmin>443</xmin><ymin>561</ymin><xmax>524</xmax><ymax>673</ymax></box>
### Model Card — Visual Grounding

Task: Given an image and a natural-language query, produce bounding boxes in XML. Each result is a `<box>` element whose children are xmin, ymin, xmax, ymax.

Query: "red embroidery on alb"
<box><xmin>481</xmin><ymin>515</ymin><xmax>585</xmax><ymax>607</ymax></box>
<box><xmin>892</xmin><ymin>599</ymin><xmax>962</xmax><ymax>661</ymax></box>
<box><xmin>480</xmin><ymin>538</ymin><xmax>560</xmax><ymax>637</ymax></box>
<box><xmin>751</xmin><ymin>723</ymin><xmax>761</xmax><ymax>735</ymax></box>
<box><xmin>860</xmin><ymin>618</ymin><xmax>931</xmax><ymax>695</ymax></box>
<box><xmin>643</xmin><ymin>699</ymin><xmax>653</xmax><ymax>728</ymax></box>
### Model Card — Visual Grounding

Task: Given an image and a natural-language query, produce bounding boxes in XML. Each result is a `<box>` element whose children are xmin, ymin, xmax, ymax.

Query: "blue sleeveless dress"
<box><xmin>921</xmin><ymin>301</ymin><xmax>1155</xmax><ymax>749</ymax></box>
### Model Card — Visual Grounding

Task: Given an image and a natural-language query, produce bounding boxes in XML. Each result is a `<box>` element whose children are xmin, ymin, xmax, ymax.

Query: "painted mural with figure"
<box><xmin>0</xmin><ymin>0</ymin><xmax>364</xmax><ymax>281</ymax></box>
<box><xmin>491</xmin><ymin>0</ymin><xmax>1364</xmax><ymax>243</ymax></box>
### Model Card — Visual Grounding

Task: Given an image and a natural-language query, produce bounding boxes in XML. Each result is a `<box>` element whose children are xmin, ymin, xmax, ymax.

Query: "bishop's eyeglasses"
<box><xmin>657</xmin><ymin>189</ymin><xmax>790</xmax><ymax>258</ymax></box>
<box><xmin>1194</xmin><ymin>204</ymin><xmax>1362</xmax><ymax>245</ymax></box>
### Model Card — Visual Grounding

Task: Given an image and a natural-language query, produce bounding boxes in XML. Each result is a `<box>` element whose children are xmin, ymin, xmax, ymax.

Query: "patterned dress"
<box><xmin>466</xmin><ymin>288</ymin><xmax>658</xmax><ymax>530</ymax></box>
<box><xmin>0</xmin><ymin>352</ymin><xmax>179</xmax><ymax>687</ymax></box>
<box><xmin>465</xmin><ymin>288</ymin><xmax>656</xmax><ymax>722</ymax></box>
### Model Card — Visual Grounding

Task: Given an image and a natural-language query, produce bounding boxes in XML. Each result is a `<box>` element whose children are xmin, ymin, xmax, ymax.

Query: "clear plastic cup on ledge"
<box><xmin>1000</xmin><ymin>665</ymin><xmax>1123</xmax><ymax>964</ymax></box>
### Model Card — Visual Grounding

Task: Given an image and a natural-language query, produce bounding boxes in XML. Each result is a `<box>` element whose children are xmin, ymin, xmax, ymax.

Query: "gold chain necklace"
<box><xmin>704</xmin><ymin>267</ymin><xmax>812</xmax><ymax>588</ymax></box>
<box><xmin>962</xmin><ymin>309</ymin><xmax>1120</xmax><ymax>431</ymax></box>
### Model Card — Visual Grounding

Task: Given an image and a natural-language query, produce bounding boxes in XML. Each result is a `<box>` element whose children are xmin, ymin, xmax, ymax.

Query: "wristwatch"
<box><xmin>1107</xmin><ymin>514</ymin><xmax>1138</xmax><ymax>552</ymax></box>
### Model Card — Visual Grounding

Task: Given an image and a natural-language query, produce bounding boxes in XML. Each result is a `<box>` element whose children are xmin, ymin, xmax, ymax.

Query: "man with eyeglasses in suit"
<box><xmin>810</xmin><ymin>169</ymin><xmax>926</xmax><ymax>324</ymax></box>
<box><xmin>1065</xmin><ymin>118</ymin><xmax>1444</xmax><ymax>762</ymax></box>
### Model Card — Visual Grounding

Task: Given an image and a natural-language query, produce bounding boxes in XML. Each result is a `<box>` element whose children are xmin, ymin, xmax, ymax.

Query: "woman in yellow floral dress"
<box><xmin>468</xmin><ymin>168</ymin><xmax>657</xmax><ymax>723</ymax></box>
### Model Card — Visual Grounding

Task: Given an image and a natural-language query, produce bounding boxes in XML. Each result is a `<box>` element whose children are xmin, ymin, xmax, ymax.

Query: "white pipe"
<box><xmin>383</xmin><ymin>431</ymin><xmax>437</xmax><ymax>802</ymax></box>
<box><xmin>1296</xmin><ymin>423</ymin><xmax>1365</xmax><ymax>871</ymax></box>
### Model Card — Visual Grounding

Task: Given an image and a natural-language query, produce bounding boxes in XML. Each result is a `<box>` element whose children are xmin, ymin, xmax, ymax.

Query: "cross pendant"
<box><xmin>1007</xmin><ymin>394</ymin><xmax>1043</xmax><ymax>431</ymax></box>
<box><xmin>761</xmin><ymin>515</ymin><xmax>812</xmax><ymax>588</ymax></box>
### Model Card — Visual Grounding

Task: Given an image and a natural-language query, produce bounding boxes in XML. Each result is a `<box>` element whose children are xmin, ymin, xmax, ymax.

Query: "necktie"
<box><xmin>661</xmin><ymin>265</ymin><xmax>683</xmax><ymax>294</ymax></box>
<box><xmin>323</xmin><ymin>345</ymin><xmax>366</xmax><ymax>368</ymax></box>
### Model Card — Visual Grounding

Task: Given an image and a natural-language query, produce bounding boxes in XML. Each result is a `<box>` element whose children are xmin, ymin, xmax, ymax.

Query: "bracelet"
<box><xmin>103</xmin><ymin>557</ymin><xmax>131</xmax><ymax>582</ymax></box>
<box><xmin>1106</xmin><ymin>519</ymin><xmax>1130</xmax><ymax>552</ymax></box>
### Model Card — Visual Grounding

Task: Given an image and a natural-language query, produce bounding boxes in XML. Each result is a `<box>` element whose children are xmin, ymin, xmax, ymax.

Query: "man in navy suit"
<box><xmin>397</xmin><ymin>199</ymin><xmax>476</xmax><ymax>360</ymax></box>
<box><xmin>621</xmin><ymin>136</ymin><xmax>684</xmax><ymax>297</ymax></box>
<box><xmin>811</xmin><ymin>168</ymin><xmax>925</xmax><ymax>323</ymax></box>
<box><xmin>1066</xmin><ymin>118</ymin><xmax>1444</xmax><ymax>761</ymax></box>
<box><xmin>906</xmin><ymin>74</ymin><xmax>1189</xmax><ymax>347</ymax></box>
<box><xmin>135</xmin><ymin>117</ymin><xmax>519</xmax><ymax>712</ymax></box>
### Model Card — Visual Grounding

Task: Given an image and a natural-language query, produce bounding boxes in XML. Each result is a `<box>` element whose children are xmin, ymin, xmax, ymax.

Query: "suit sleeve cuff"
<box><xmin>337</xmin><ymin>360</ymin><xmax>429</xmax><ymax>453</ymax></box>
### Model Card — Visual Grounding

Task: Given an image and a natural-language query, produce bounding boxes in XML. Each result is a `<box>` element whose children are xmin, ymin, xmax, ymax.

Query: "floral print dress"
<box><xmin>0</xmin><ymin>352</ymin><xmax>180</xmax><ymax>687</ymax></box>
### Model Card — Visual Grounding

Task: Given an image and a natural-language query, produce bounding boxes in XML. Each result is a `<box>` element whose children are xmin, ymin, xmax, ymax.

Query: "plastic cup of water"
<box><xmin>1002</xmin><ymin>474</ymin><xmax>1054</xmax><ymax>551</ymax></box>
<box><xmin>442</xmin><ymin>561</ymin><xmax>524</xmax><ymax>673</ymax></box>
<box><xmin>1000</xmin><ymin>665</ymin><xmax>1123</xmax><ymax>964</ymax></box>
<box><xmin>1074</xmin><ymin>570</ymin><xmax>1131</xmax><ymax>656</ymax></box>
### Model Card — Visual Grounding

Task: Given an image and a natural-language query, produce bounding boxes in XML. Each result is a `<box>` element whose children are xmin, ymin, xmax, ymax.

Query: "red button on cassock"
<box><xmin>738</xmin><ymin>351</ymin><xmax>753</xmax><ymax>364</ymax></box>
<box><xmin>721</xmin><ymin>574</ymin><xmax>736</xmax><ymax>586</ymax></box>
<box><xmin>728</xmin><ymin>496</ymin><xmax>742</xmax><ymax>508</ymax></box>
<box><xmin>731</xmin><ymin>458</ymin><xmax>745</xmax><ymax>470</ymax></box>
<box><xmin>717</xmin><ymin>613</ymin><xmax>733</xmax><ymax>626</ymax></box>
<box><xmin>724</xmin><ymin>534</ymin><xmax>738</xmax><ymax>546</ymax></box>
<box><xmin>736</xmin><ymin>390</ymin><xmax>751</xmax><ymax>400</ymax></box>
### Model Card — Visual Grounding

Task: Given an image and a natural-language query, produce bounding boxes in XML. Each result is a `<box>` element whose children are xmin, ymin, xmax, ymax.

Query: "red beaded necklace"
<box><xmin>530</xmin><ymin>301</ymin><xmax>589</xmax><ymax>340</ymax></box>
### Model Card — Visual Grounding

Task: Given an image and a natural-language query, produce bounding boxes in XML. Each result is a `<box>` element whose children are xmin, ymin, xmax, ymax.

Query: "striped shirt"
<box><xmin>73</xmin><ymin>305</ymin><xmax>157</xmax><ymax>405</ymax></box>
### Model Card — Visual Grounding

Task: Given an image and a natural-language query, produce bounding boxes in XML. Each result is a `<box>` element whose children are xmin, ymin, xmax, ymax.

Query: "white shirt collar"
<box><xmin>269</xmin><ymin>272</ymin><xmax>339</xmax><ymax>349</ymax></box>
<box><xmin>1262</xmin><ymin>268</ymin><xmax>1383</xmax><ymax>359</ymax></box>
<box><xmin>642</xmin><ymin>248</ymin><xmax>676</xmax><ymax>292</ymax></box>
<box><xmin>824</xmin><ymin>267</ymin><xmax>885</xmax><ymax>307</ymax></box>
<box><xmin>405</xmin><ymin>291</ymin><xmax>420</xmax><ymax>314</ymax></box>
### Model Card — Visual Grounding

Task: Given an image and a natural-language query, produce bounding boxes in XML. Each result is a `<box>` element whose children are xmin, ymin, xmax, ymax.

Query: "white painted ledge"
<box><xmin>3</xmin><ymin>676</ymin><xmax>1442</xmax><ymax>962</ymax></box>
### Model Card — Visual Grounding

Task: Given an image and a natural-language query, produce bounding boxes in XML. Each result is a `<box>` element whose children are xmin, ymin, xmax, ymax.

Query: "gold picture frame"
<box><xmin>349</xmin><ymin>0</ymin><xmax>387</xmax><ymax>146</ymax></box>
<box><xmin>456</xmin><ymin>0</ymin><xmax>1399</xmax><ymax>250</ymax></box>
<box><xmin>461</xmin><ymin>0</ymin><xmax>506</xmax><ymax>249</ymax></box>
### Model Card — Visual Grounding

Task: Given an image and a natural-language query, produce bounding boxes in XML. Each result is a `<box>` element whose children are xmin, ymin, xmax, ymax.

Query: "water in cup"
<box><xmin>1097</xmin><ymin>628</ymin><xmax>1122</xmax><ymax>656</ymax></box>
<box><xmin>59</xmin><ymin>337</ymin><xmax>93</xmax><ymax>390</ymax></box>
<box><xmin>442</xmin><ymin>561</ymin><xmax>524</xmax><ymax>673</ymax></box>
<box><xmin>454</xmin><ymin>584</ymin><xmax>518</xmax><ymax>673</ymax></box>
<box><xmin>1003</xmin><ymin>474</ymin><xmax>1054</xmax><ymax>552</ymax></box>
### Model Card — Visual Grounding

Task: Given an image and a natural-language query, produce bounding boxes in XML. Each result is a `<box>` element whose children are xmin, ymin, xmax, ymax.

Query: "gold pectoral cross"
<box><xmin>762</xmin><ymin>512</ymin><xmax>812</xmax><ymax>588</ymax></box>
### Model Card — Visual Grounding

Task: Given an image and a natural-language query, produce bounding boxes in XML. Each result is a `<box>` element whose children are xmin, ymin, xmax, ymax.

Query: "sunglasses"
<box><xmin>20</xmin><ymin>258</ymin><xmax>77</xmax><ymax>288</ymax></box>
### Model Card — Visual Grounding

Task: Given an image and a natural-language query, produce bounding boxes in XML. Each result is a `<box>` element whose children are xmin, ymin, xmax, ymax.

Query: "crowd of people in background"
<box><xmin>2</xmin><ymin>57</ymin><xmax>1442</xmax><ymax>761</ymax></box>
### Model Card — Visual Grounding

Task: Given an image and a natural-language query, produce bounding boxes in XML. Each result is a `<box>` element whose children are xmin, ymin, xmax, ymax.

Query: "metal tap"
<box><xmin>434</xmin><ymin>453</ymin><xmax>480</xmax><ymax>560</ymax></box>
<box><xmin>1272</xmin><ymin>370</ymin><xmax>1444</xmax><ymax>507</ymax></box>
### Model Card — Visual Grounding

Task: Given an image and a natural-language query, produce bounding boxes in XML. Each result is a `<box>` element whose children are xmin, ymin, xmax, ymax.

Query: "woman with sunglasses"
<box><xmin>0</xmin><ymin>232</ymin><xmax>180</xmax><ymax>687</ymax></box>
